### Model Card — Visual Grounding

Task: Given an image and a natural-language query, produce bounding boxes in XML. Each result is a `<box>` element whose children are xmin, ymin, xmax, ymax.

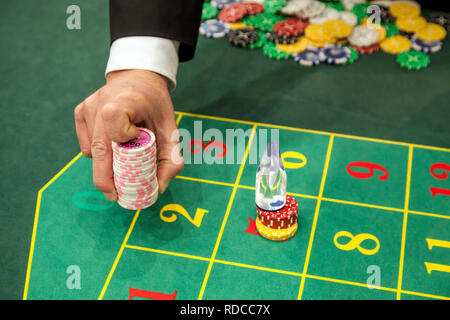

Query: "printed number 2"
<box><xmin>429</xmin><ymin>163</ymin><xmax>450</xmax><ymax>197</ymax></box>
<box><xmin>160</xmin><ymin>204</ymin><xmax>208</xmax><ymax>228</ymax></box>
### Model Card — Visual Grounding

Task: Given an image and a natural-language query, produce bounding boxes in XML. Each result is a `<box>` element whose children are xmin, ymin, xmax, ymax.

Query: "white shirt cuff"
<box><xmin>105</xmin><ymin>36</ymin><xmax>180</xmax><ymax>91</ymax></box>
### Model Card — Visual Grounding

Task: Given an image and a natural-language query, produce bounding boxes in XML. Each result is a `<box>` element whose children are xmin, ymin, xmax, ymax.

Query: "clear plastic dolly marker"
<box><xmin>255</xmin><ymin>141</ymin><xmax>287</xmax><ymax>211</ymax></box>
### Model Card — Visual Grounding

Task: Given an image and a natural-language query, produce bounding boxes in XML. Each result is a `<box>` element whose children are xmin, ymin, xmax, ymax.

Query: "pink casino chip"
<box><xmin>112</xmin><ymin>127</ymin><xmax>159</xmax><ymax>210</ymax></box>
<box><xmin>113</xmin><ymin>128</ymin><xmax>155</xmax><ymax>153</ymax></box>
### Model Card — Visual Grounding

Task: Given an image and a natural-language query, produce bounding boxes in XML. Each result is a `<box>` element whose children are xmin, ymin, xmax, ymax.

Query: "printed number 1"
<box><xmin>424</xmin><ymin>238</ymin><xmax>450</xmax><ymax>275</ymax></box>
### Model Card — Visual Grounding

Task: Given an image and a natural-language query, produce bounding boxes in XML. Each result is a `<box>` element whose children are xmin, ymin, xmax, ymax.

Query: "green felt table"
<box><xmin>0</xmin><ymin>0</ymin><xmax>449</xmax><ymax>300</ymax></box>
<box><xmin>22</xmin><ymin>113</ymin><xmax>450</xmax><ymax>300</ymax></box>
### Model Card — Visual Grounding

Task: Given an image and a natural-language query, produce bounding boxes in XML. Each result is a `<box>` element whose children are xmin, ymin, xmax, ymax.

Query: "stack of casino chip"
<box><xmin>293</xmin><ymin>47</ymin><xmax>325</xmax><ymax>65</ymax></box>
<box><xmin>198</xmin><ymin>0</ymin><xmax>447</xmax><ymax>71</ymax></box>
<box><xmin>112</xmin><ymin>128</ymin><xmax>158</xmax><ymax>210</ymax></box>
<box><xmin>348</xmin><ymin>25</ymin><xmax>381</xmax><ymax>54</ymax></box>
<box><xmin>227</xmin><ymin>28</ymin><xmax>259</xmax><ymax>47</ymax></box>
<box><xmin>255</xmin><ymin>195</ymin><xmax>299</xmax><ymax>241</ymax></box>
<box><xmin>410</xmin><ymin>35</ymin><xmax>442</xmax><ymax>53</ymax></box>
<box><xmin>396</xmin><ymin>49</ymin><xmax>430</xmax><ymax>70</ymax></box>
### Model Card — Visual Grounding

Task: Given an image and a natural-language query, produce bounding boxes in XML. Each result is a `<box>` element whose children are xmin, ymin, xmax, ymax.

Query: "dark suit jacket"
<box><xmin>110</xmin><ymin>0</ymin><xmax>204</xmax><ymax>62</ymax></box>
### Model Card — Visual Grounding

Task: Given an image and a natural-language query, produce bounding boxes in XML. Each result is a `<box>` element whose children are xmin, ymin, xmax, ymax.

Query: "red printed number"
<box><xmin>189</xmin><ymin>140</ymin><xmax>227</xmax><ymax>158</ymax></box>
<box><xmin>347</xmin><ymin>161</ymin><xmax>389</xmax><ymax>181</ymax></box>
<box><xmin>429</xmin><ymin>163</ymin><xmax>450</xmax><ymax>197</ymax></box>
<box><xmin>129</xmin><ymin>288</ymin><xmax>177</xmax><ymax>300</ymax></box>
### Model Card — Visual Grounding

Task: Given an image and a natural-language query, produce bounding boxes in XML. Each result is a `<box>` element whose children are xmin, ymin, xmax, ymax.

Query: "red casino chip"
<box><xmin>350</xmin><ymin>43</ymin><xmax>380</xmax><ymax>54</ymax></box>
<box><xmin>218</xmin><ymin>3</ymin><xmax>248</xmax><ymax>23</ymax></box>
<box><xmin>258</xmin><ymin>210</ymin><xmax>298</xmax><ymax>229</ymax></box>
<box><xmin>256</xmin><ymin>195</ymin><xmax>299</xmax><ymax>229</ymax></box>
<box><xmin>274</xmin><ymin>17</ymin><xmax>309</xmax><ymax>36</ymax></box>
<box><xmin>244</xmin><ymin>2</ymin><xmax>265</xmax><ymax>15</ymax></box>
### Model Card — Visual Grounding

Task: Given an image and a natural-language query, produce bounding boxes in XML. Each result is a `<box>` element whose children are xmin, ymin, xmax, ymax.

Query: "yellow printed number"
<box><xmin>281</xmin><ymin>151</ymin><xmax>307</xmax><ymax>169</ymax></box>
<box><xmin>333</xmin><ymin>231</ymin><xmax>380</xmax><ymax>256</ymax></box>
<box><xmin>424</xmin><ymin>238</ymin><xmax>450</xmax><ymax>274</ymax></box>
<box><xmin>159</xmin><ymin>204</ymin><xmax>208</xmax><ymax>228</ymax></box>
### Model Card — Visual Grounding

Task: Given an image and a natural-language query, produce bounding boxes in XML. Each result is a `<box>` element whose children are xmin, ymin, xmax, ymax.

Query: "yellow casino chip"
<box><xmin>380</xmin><ymin>35</ymin><xmax>411</xmax><ymax>54</ymax></box>
<box><xmin>396</xmin><ymin>16</ymin><xmax>427</xmax><ymax>33</ymax></box>
<box><xmin>415</xmin><ymin>23</ymin><xmax>447</xmax><ymax>41</ymax></box>
<box><xmin>276</xmin><ymin>37</ymin><xmax>309</xmax><ymax>54</ymax></box>
<box><xmin>307</xmin><ymin>37</ymin><xmax>336</xmax><ymax>48</ymax></box>
<box><xmin>304</xmin><ymin>24</ymin><xmax>334</xmax><ymax>43</ymax></box>
<box><xmin>389</xmin><ymin>1</ymin><xmax>421</xmax><ymax>19</ymax></box>
<box><xmin>323</xmin><ymin>19</ymin><xmax>353</xmax><ymax>39</ymax></box>
<box><xmin>256</xmin><ymin>218</ymin><xmax>298</xmax><ymax>241</ymax></box>
<box><xmin>375</xmin><ymin>25</ymin><xmax>387</xmax><ymax>42</ymax></box>
<box><xmin>228</xmin><ymin>22</ymin><xmax>253</xmax><ymax>30</ymax></box>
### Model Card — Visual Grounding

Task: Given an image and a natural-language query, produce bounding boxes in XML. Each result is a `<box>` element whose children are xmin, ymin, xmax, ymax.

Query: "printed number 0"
<box><xmin>281</xmin><ymin>151</ymin><xmax>307</xmax><ymax>169</ymax></box>
<box><xmin>160</xmin><ymin>204</ymin><xmax>208</xmax><ymax>228</ymax></box>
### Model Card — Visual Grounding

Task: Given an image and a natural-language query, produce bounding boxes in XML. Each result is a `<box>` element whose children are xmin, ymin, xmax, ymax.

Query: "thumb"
<box><xmin>101</xmin><ymin>101</ymin><xmax>139</xmax><ymax>143</ymax></box>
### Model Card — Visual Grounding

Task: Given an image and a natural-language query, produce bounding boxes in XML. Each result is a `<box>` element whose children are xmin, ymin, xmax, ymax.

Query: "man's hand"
<box><xmin>74</xmin><ymin>70</ymin><xmax>183</xmax><ymax>201</ymax></box>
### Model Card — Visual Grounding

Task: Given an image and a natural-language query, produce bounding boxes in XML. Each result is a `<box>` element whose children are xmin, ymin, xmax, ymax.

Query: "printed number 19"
<box><xmin>429</xmin><ymin>163</ymin><xmax>450</xmax><ymax>197</ymax></box>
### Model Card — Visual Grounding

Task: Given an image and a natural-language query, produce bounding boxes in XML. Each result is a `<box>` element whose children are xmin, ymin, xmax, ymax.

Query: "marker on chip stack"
<box><xmin>112</xmin><ymin>128</ymin><xmax>158</xmax><ymax>210</ymax></box>
<box><xmin>255</xmin><ymin>141</ymin><xmax>298</xmax><ymax>241</ymax></box>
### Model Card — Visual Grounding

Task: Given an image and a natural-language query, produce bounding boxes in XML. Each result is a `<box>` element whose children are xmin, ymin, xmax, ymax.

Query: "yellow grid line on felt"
<box><xmin>197</xmin><ymin>124</ymin><xmax>257</xmax><ymax>300</ymax></box>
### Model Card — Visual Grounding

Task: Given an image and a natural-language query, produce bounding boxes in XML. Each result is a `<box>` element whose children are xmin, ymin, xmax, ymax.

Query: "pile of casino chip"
<box><xmin>200</xmin><ymin>0</ymin><xmax>449</xmax><ymax>70</ymax></box>
<box><xmin>256</xmin><ymin>194</ymin><xmax>299</xmax><ymax>241</ymax></box>
<box><xmin>112</xmin><ymin>128</ymin><xmax>159</xmax><ymax>210</ymax></box>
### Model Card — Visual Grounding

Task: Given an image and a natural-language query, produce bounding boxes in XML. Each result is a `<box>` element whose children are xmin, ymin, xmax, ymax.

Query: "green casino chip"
<box><xmin>351</xmin><ymin>3</ymin><xmax>371</xmax><ymax>24</ymax></box>
<box><xmin>243</xmin><ymin>12</ymin><xmax>284</xmax><ymax>31</ymax></box>
<box><xmin>382</xmin><ymin>22</ymin><xmax>400</xmax><ymax>38</ymax></box>
<box><xmin>202</xmin><ymin>2</ymin><xmax>219</xmax><ymax>21</ymax></box>
<box><xmin>397</xmin><ymin>50</ymin><xmax>430</xmax><ymax>70</ymax></box>
<box><xmin>263</xmin><ymin>0</ymin><xmax>286</xmax><ymax>14</ymax></box>
<box><xmin>247</xmin><ymin>31</ymin><xmax>267</xmax><ymax>49</ymax></box>
<box><xmin>345</xmin><ymin>45</ymin><xmax>359</xmax><ymax>64</ymax></box>
<box><xmin>262</xmin><ymin>42</ymin><xmax>291</xmax><ymax>60</ymax></box>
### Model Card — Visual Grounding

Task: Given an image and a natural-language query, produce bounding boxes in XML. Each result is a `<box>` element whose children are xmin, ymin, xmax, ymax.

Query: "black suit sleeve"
<box><xmin>109</xmin><ymin>0</ymin><xmax>204</xmax><ymax>62</ymax></box>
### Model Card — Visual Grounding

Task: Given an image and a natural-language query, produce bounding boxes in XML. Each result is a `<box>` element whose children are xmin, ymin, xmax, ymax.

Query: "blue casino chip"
<box><xmin>321</xmin><ymin>45</ymin><xmax>352</xmax><ymax>65</ymax></box>
<box><xmin>293</xmin><ymin>48</ymin><xmax>326</xmax><ymax>66</ymax></box>
<box><xmin>411</xmin><ymin>36</ymin><xmax>442</xmax><ymax>53</ymax></box>
<box><xmin>211</xmin><ymin>0</ymin><xmax>239</xmax><ymax>10</ymax></box>
<box><xmin>199</xmin><ymin>19</ymin><xmax>230</xmax><ymax>38</ymax></box>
